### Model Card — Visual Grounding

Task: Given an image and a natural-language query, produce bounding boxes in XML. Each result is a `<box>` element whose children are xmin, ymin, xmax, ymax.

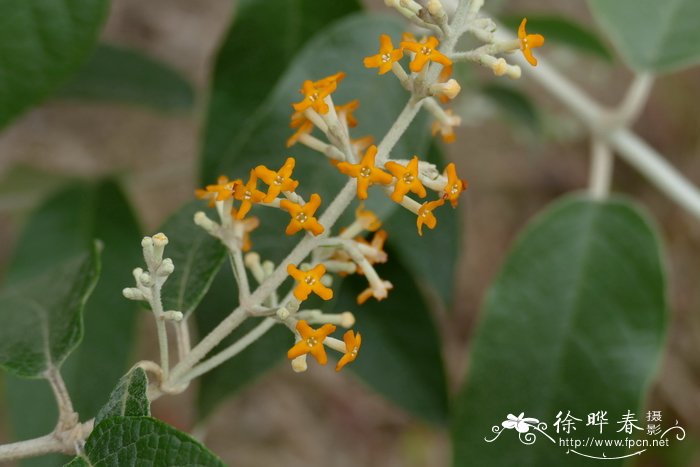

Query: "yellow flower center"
<box><xmin>351</xmin><ymin>346</ymin><xmax>359</xmax><ymax>357</ymax></box>
<box><xmin>450</xmin><ymin>183</ymin><xmax>460</xmax><ymax>195</ymax></box>
<box><xmin>421</xmin><ymin>209</ymin><xmax>431</xmax><ymax>218</ymax></box>
<box><xmin>295</xmin><ymin>212</ymin><xmax>308</xmax><ymax>224</ymax></box>
<box><xmin>244</xmin><ymin>190</ymin><xmax>252</xmax><ymax>200</ymax></box>
<box><xmin>274</xmin><ymin>175</ymin><xmax>285</xmax><ymax>186</ymax></box>
<box><xmin>402</xmin><ymin>173</ymin><xmax>415</xmax><ymax>184</ymax></box>
<box><xmin>305</xmin><ymin>336</ymin><xmax>318</xmax><ymax>348</ymax></box>
<box><xmin>360</xmin><ymin>166</ymin><xmax>372</xmax><ymax>178</ymax></box>
<box><xmin>381</xmin><ymin>53</ymin><xmax>392</xmax><ymax>63</ymax></box>
<box><xmin>304</xmin><ymin>275</ymin><xmax>317</xmax><ymax>286</ymax></box>
<box><xmin>421</xmin><ymin>46</ymin><xmax>432</xmax><ymax>55</ymax></box>
<box><xmin>309</xmin><ymin>92</ymin><xmax>319</xmax><ymax>102</ymax></box>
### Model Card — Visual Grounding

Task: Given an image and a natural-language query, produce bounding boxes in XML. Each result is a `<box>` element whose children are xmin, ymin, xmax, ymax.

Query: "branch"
<box><xmin>493</xmin><ymin>25</ymin><xmax>700</xmax><ymax>218</ymax></box>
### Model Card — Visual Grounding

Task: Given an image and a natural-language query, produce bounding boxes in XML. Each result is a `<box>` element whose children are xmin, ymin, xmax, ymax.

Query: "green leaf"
<box><xmin>201</xmin><ymin>0</ymin><xmax>361</xmax><ymax>183</ymax></box>
<box><xmin>0</xmin><ymin>243</ymin><xmax>100</xmax><ymax>377</ymax></box>
<box><xmin>65</xmin><ymin>417</ymin><xmax>224</xmax><ymax>467</ymax></box>
<box><xmin>588</xmin><ymin>0</ymin><xmax>700</xmax><ymax>72</ymax></box>
<box><xmin>385</xmin><ymin>143</ymin><xmax>460</xmax><ymax>306</ymax></box>
<box><xmin>159</xmin><ymin>201</ymin><xmax>226</xmax><ymax>318</ymax></box>
<box><xmin>333</xmin><ymin>246</ymin><xmax>449</xmax><ymax>424</ymax></box>
<box><xmin>481</xmin><ymin>83</ymin><xmax>541</xmax><ymax>135</ymax></box>
<box><xmin>4</xmin><ymin>180</ymin><xmax>142</xmax><ymax>467</ymax></box>
<box><xmin>500</xmin><ymin>15</ymin><xmax>612</xmax><ymax>61</ymax></box>
<box><xmin>452</xmin><ymin>196</ymin><xmax>667</xmax><ymax>466</ymax></box>
<box><xmin>195</xmin><ymin>266</ymin><xmax>288</xmax><ymax>419</ymax></box>
<box><xmin>0</xmin><ymin>0</ymin><xmax>109</xmax><ymax>129</ymax></box>
<box><xmin>95</xmin><ymin>368</ymin><xmax>150</xmax><ymax>425</ymax></box>
<box><xmin>58</xmin><ymin>44</ymin><xmax>195</xmax><ymax>112</ymax></box>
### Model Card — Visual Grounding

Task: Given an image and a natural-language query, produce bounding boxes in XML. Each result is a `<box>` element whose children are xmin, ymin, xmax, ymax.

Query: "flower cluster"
<box><xmin>190</xmin><ymin>5</ymin><xmax>543</xmax><ymax>375</ymax></box>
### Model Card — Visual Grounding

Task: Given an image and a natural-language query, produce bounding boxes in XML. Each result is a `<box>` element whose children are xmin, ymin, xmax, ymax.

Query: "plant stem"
<box><xmin>45</xmin><ymin>366</ymin><xmax>76</xmax><ymax>427</ymax></box>
<box><xmin>177</xmin><ymin>318</ymin><xmax>276</xmax><ymax>385</ymax></box>
<box><xmin>589</xmin><ymin>137</ymin><xmax>613</xmax><ymax>200</ymax></box>
<box><xmin>0</xmin><ymin>434</ymin><xmax>70</xmax><ymax>461</ymax></box>
<box><xmin>493</xmin><ymin>24</ymin><xmax>700</xmax><ymax>218</ymax></box>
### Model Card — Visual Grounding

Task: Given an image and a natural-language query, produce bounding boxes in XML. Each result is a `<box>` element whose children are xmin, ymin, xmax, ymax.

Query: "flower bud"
<box><xmin>157</xmin><ymin>258</ymin><xmax>175</xmax><ymax>277</ymax></box>
<box><xmin>276</xmin><ymin>307</ymin><xmax>290</xmax><ymax>320</ymax></box>
<box><xmin>123</xmin><ymin>287</ymin><xmax>146</xmax><ymax>301</ymax></box>
<box><xmin>340</xmin><ymin>312</ymin><xmax>356</xmax><ymax>328</ymax></box>
<box><xmin>291</xmin><ymin>355</ymin><xmax>308</xmax><ymax>373</ymax></box>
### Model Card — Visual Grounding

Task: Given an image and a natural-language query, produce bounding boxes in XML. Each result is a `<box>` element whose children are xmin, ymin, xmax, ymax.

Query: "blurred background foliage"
<box><xmin>0</xmin><ymin>0</ymin><xmax>699</xmax><ymax>466</ymax></box>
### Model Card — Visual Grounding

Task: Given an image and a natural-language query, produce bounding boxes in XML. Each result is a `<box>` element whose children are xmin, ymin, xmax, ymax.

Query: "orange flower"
<box><xmin>292</xmin><ymin>72</ymin><xmax>345</xmax><ymax>115</ymax></box>
<box><xmin>230</xmin><ymin>207</ymin><xmax>259</xmax><ymax>252</ymax></box>
<box><xmin>417</xmin><ymin>199</ymin><xmax>445</xmax><ymax>235</ymax></box>
<box><xmin>336</xmin><ymin>330</ymin><xmax>362</xmax><ymax>371</ymax></box>
<box><xmin>442</xmin><ymin>163</ymin><xmax>467</xmax><ymax>207</ymax></box>
<box><xmin>356</xmin><ymin>229</ymin><xmax>388</xmax><ymax>266</ymax></box>
<box><xmin>280</xmin><ymin>193</ymin><xmax>325</xmax><ymax>236</ymax></box>
<box><xmin>400</xmin><ymin>36</ymin><xmax>452</xmax><ymax>72</ymax></box>
<box><xmin>518</xmin><ymin>18</ymin><xmax>545</xmax><ymax>66</ymax></box>
<box><xmin>431</xmin><ymin>109</ymin><xmax>461</xmax><ymax>143</ymax></box>
<box><xmin>314</xmin><ymin>72</ymin><xmax>346</xmax><ymax>90</ymax></box>
<box><xmin>335</xmin><ymin>100</ymin><xmax>360</xmax><ymax>128</ymax></box>
<box><xmin>232</xmin><ymin>171</ymin><xmax>266</xmax><ymax>219</ymax></box>
<box><xmin>364</xmin><ymin>34</ymin><xmax>404</xmax><ymax>75</ymax></box>
<box><xmin>287</xmin><ymin>111</ymin><xmax>314</xmax><ymax>147</ymax></box>
<box><xmin>287</xmin><ymin>264</ymin><xmax>334</xmax><ymax>301</ymax></box>
<box><xmin>355</xmin><ymin>204</ymin><xmax>382</xmax><ymax>232</ymax></box>
<box><xmin>351</xmin><ymin>135</ymin><xmax>375</xmax><ymax>159</ymax></box>
<box><xmin>336</xmin><ymin>145</ymin><xmax>393</xmax><ymax>200</ymax></box>
<box><xmin>254</xmin><ymin>157</ymin><xmax>299</xmax><ymax>202</ymax></box>
<box><xmin>195</xmin><ymin>175</ymin><xmax>239</xmax><ymax>206</ymax></box>
<box><xmin>287</xmin><ymin>320</ymin><xmax>336</xmax><ymax>365</ymax></box>
<box><xmin>385</xmin><ymin>156</ymin><xmax>427</xmax><ymax>202</ymax></box>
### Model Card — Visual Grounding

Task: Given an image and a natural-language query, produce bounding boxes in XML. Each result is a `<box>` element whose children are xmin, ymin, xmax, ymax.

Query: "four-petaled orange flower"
<box><xmin>232</xmin><ymin>172</ymin><xmax>266</xmax><ymax>219</ymax></box>
<box><xmin>400</xmin><ymin>36</ymin><xmax>452</xmax><ymax>73</ymax></box>
<box><xmin>287</xmin><ymin>111</ymin><xmax>314</xmax><ymax>147</ymax></box>
<box><xmin>442</xmin><ymin>162</ymin><xmax>468</xmax><ymax>207</ymax></box>
<box><xmin>355</xmin><ymin>204</ymin><xmax>382</xmax><ymax>232</ymax></box>
<box><xmin>335</xmin><ymin>100</ymin><xmax>360</xmax><ymax>128</ymax></box>
<box><xmin>287</xmin><ymin>264</ymin><xmax>334</xmax><ymax>301</ymax></box>
<box><xmin>417</xmin><ymin>198</ymin><xmax>445</xmax><ymax>236</ymax></box>
<box><xmin>385</xmin><ymin>156</ymin><xmax>427</xmax><ymax>202</ymax></box>
<box><xmin>336</xmin><ymin>330</ymin><xmax>362</xmax><ymax>371</ymax></box>
<box><xmin>364</xmin><ymin>34</ymin><xmax>404</xmax><ymax>75</ymax></box>
<box><xmin>195</xmin><ymin>175</ymin><xmax>239</xmax><ymax>206</ymax></box>
<box><xmin>287</xmin><ymin>319</ymin><xmax>336</xmax><ymax>365</ymax></box>
<box><xmin>518</xmin><ymin>18</ymin><xmax>545</xmax><ymax>66</ymax></box>
<box><xmin>280</xmin><ymin>193</ymin><xmax>325</xmax><ymax>236</ymax></box>
<box><xmin>336</xmin><ymin>145</ymin><xmax>393</xmax><ymax>200</ymax></box>
<box><xmin>230</xmin><ymin>207</ymin><xmax>260</xmax><ymax>252</ymax></box>
<box><xmin>254</xmin><ymin>157</ymin><xmax>299</xmax><ymax>202</ymax></box>
<box><xmin>292</xmin><ymin>72</ymin><xmax>345</xmax><ymax>115</ymax></box>
<box><xmin>314</xmin><ymin>72</ymin><xmax>346</xmax><ymax>90</ymax></box>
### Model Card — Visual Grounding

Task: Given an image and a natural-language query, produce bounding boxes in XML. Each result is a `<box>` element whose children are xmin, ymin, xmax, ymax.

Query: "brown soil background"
<box><xmin>1</xmin><ymin>0</ymin><xmax>700</xmax><ymax>466</ymax></box>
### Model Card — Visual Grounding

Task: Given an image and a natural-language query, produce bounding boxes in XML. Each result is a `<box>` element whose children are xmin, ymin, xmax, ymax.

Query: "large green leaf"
<box><xmin>452</xmin><ymin>196</ymin><xmax>667</xmax><ymax>466</ymax></box>
<box><xmin>333</xmin><ymin>246</ymin><xmax>448</xmax><ymax>423</ymax></box>
<box><xmin>159</xmin><ymin>201</ymin><xmax>226</xmax><ymax>318</ymax></box>
<box><xmin>0</xmin><ymin>0</ymin><xmax>109</xmax><ymax>129</ymax></box>
<box><xmin>500</xmin><ymin>15</ymin><xmax>612</xmax><ymax>61</ymax></box>
<box><xmin>0</xmin><ymin>244</ymin><xmax>100</xmax><ymax>377</ymax></box>
<box><xmin>58</xmin><ymin>44</ymin><xmax>195</xmax><ymax>112</ymax></box>
<box><xmin>4</xmin><ymin>180</ymin><xmax>142</xmax><ymax>467</ymax></box>
<box><xmin>94</xmin><ymin>368</ymin><xmax>150</xmax><ymax>425</ymax></box>
<box><xmin>64</xmin><ymin>417</ymin><xmax>224</xmax><ymax>467</ymax></box>
<box><xmin>588</xmin><ymin>0</ymin><xmax>700</xmax><ymax>72</ymax></box>
<box><xmin>201</xmin><ymin>0</ymin><xmax>360</xmax><ymax>183</ymax></box>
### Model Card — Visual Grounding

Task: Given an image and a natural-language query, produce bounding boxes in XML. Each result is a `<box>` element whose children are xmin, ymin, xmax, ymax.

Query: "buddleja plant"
<box><xmin>1</xmin><ymin>0</ymin><xmax>699</xmax><ymax>465</ymax></box>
